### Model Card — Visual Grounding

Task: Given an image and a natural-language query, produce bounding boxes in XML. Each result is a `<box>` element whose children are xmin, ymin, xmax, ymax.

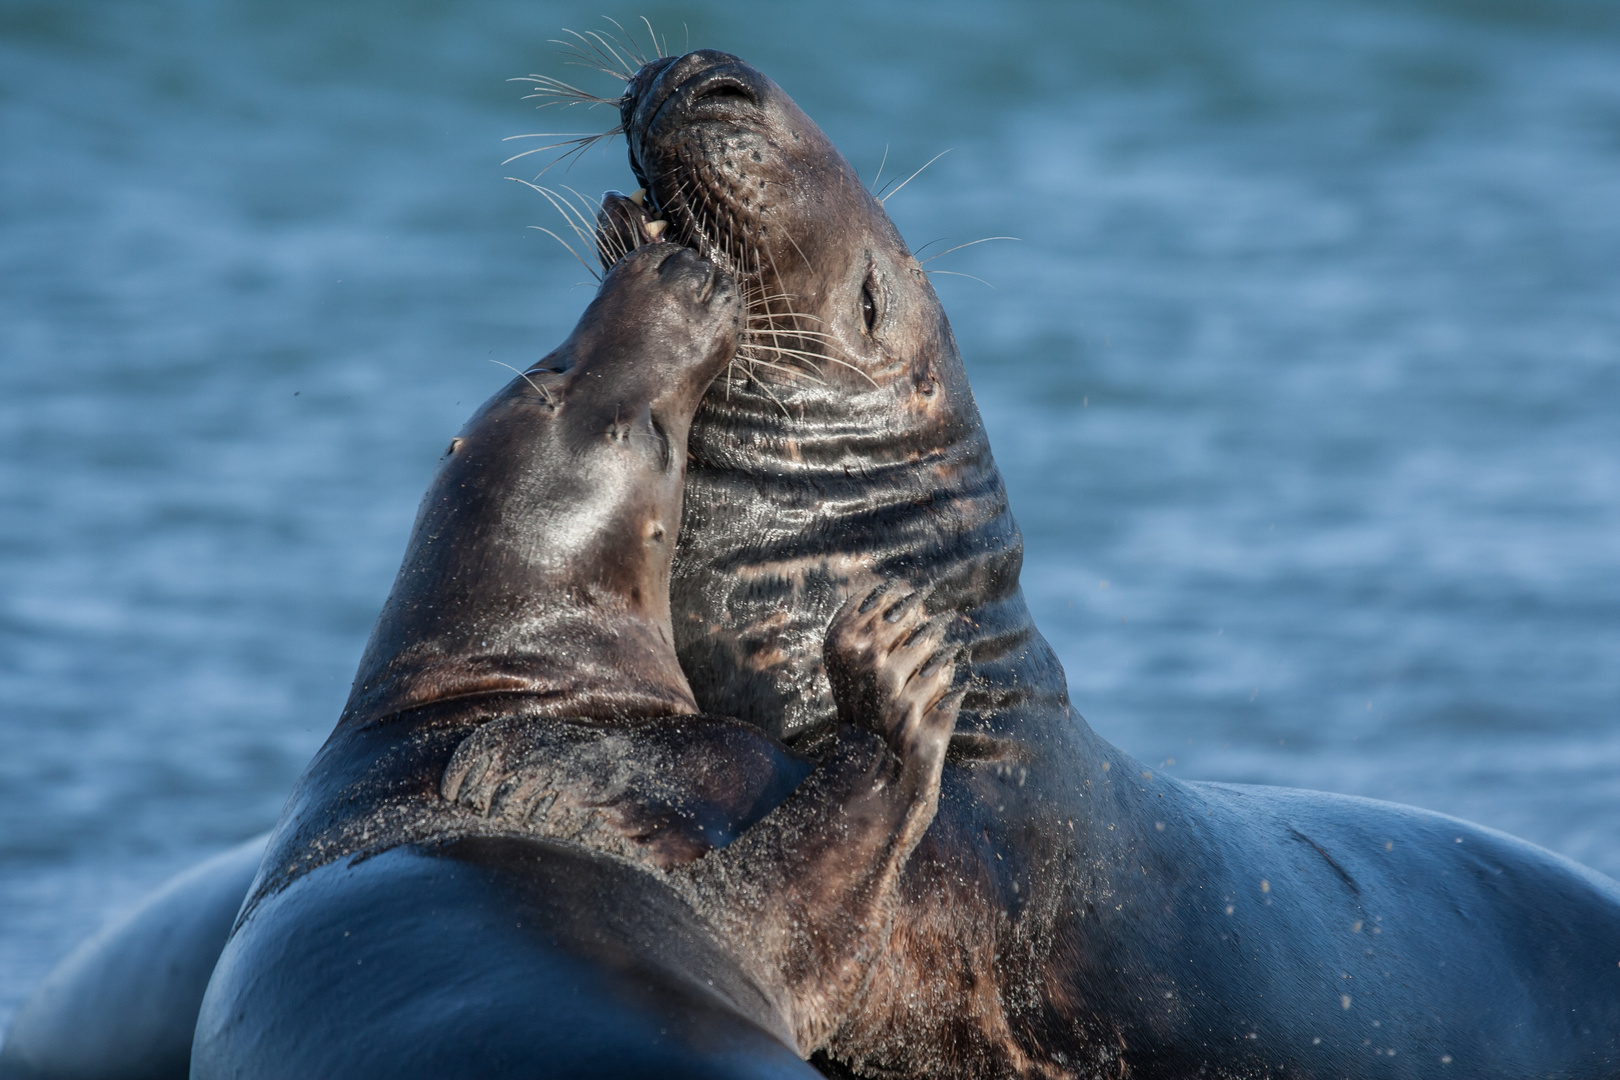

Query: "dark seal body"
<box><xmin>185</xmin><ymin>240</ymin><xmax>965</xmax><ymax>1078</ymax></box>
<box><xmin>0</xmin><ymin>837</ymin><xmax>266</xmax><ymax>1080</ymax></box>
<box><xmin>619</xmin><ymin>51</ymin><xmax>1620</xmax><ymax>1078</ymax></box>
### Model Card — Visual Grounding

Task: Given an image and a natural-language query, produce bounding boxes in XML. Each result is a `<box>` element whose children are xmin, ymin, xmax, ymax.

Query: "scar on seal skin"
<box><xmin>618</xmin><ymin>49</ymin><xmax>1620</xmax><ymax>1079</ymax></box>
<box><xmin>181</xmin><ymin>233</ymin><xmax>961</xmax><ymax>1078</ymax></box>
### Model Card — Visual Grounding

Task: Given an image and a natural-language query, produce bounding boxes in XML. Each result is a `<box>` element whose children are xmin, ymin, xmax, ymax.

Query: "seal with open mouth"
<box><xmin>171</xmin><ymin>238</ymin><xmax>965</xmax><ymax>1079</ymax></box>
<box><xmin>617</xmin><ymin>49</ymin><xmax>1620</xmax><ymax>1079</ymax></box>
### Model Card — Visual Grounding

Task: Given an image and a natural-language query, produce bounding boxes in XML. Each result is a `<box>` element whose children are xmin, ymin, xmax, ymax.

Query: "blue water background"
<box><xmin>2</xmin><ymin>0</ymin><xmax>1616</xmax><ymax>1024</ymax></box>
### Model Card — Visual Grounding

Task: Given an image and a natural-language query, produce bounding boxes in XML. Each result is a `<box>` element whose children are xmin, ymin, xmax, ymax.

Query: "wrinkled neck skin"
<box><xmin>675</xmin><ymin>297</ymin><xmax>1062</xmax><ymax>747</ymax></box>
<box><xmin>344</xmin><ymin>246</ymin><xmax>735</xmax><ymax>730</ymax></box>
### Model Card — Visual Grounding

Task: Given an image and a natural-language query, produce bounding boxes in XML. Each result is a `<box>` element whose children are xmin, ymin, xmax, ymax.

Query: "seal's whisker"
<box><xmin>919</xmin><ymin>236</ymin><xmax>1019</xmax><ymax>264</ymax></box>
<box><xmin>511</xmin><ymin>75</ymin><xmax>622</xmax><ymax>109</ymax></box>
<box><xmin>752</xmin><ymin>375</ymin><xmax>792</xmax><ymax>418</ymax></box>
<box><xmin>660</xmin><ymin>172</ymin><xmax>694</xmax><ymax>238</ymax></box>
<box><xmin>751</xmin><ymin>244</ymin><xmax>803</xmax><ymax>383</ymax></box>
<box><xmin>758</xmin><ymin>322</ymin><xmax>834</xmax><ymax>337</ymax></box>
<box><xmin>735</xmin><ymin>340</ymin><xmax>827</xmax><ymax>365</ymax></box>
<box><xmin>868</xmin><ymin>143</ymin><xmax>890</xmax><ymax>196</ymax></box>
<box><xmin>744</xmin><ymin>336</ymin><xmax>880</xmax><ymax>388</ymax></box>
<box><xmin>528</xmin><ymin>184</ymin><xmax>602</xmax><ymax>252</ymax></box>
<box><xmin>500</xmin><ymin>130</ymin><xmax>621</xmax><ymax>174</ymax></box>
<box><xmin>922</xmin><ymin>269</ymin><xmax>995</xmax><ymax>288</ymax></box>
<box><xmin>598</xmin><ymin>16</ymin><xmax>667</xmax><ymax>67</ymax></box>
<box><xmin>544</xmin><ymin>132</ymin><xmax>620</xmax><ymax>177</ymax></box>
<box><xmin>665</xmin><ymin>178</ymin><xmax>749</xmax><ymax>399</ymax></box>
<box><xmin>501</xmin><ymin>131</ymin><xmax>610</xmax><ymax>143</ymax></box>
<box><xmin>724</xmin><ymin>214</ymin><xmax>741</xmax><ymax>276</ymax></box>
<box><xmin>777</xmin><ymin>229</ymin><xmax>814</xmax><ymax>276</ymax></box>
<box><xmin>513</xmin><ymin>180</ymin><xmax>606</xmax><ymax>281</ymax></box>
<box><xmin>815</xmin><ymin>355</ymin><xmax>880</xmax><ymax>386</ymax></box>
<box><xmin>558</xmin><ymin>184</ymin><xmax>607</xmax><ymax>219</ymax></box>
<box><xmin>739</xmin><ymin>254</ymin><xmax>812</xmax><ymax>400</ymax></box>
<box><xmin>571</xmin><ymin>195</ymin><xmax>629</xmax><ymax>266</ymax></box>
<box><xmin>550</xmin><ymin>48</ymin><xmax>632</xmax><ymax>82</ymax></box>
<box><xmin>579</xmin><ymin>30</ymin><xmax>638</xmax><ymax>80</ymax></box>
<box><xmin>733</xmin><ymin>353</ymin><xmax>826</xmax><ymax>384</ymax></box>
<box><xmin>600</xmin><ymin>18</ymin><xmax>649</xmax><ymax>68</ymax></box>
<box><xmin>637</xmin><ymin>17</ymin><xmax>670</xmax><ymax>61</ymax></box>
<box><xmin>517</xmin><ymin>95</ymin><xmax>620</xmax><ymax>113</ymax></box>
<box><xmin>524</xmin><ymin>225</ymin><xmax>601</xmax><ymax>281</ymax></box>
<box><xmin>552</xmin><ymin>29</ymin><xmax>639</xmax><ymax>82</ymax></box>
<box><xmin>488</xmin><ymin>358</ymin><xmax>557</xmax><ymax>407</ymax></box>
<box><xmin>500</xmin><ymin>138</ymin><xmax>593</xmax><ymax>165</ymax></box>
<box><xmin>648</xmin><ymin>166</ymin><xmax>843</xmax><ymax>402</ymax></box>
<box><xmin>736</xmin><ymin>244</ymin><xmax>799</xmax><ymax>394</ymax></box>
<box><xmin>878</xmin><ymin>149</ymin><xmax>951</xmax><ymax>205</ymax></box>
<box><xmin>761</xmin><ymin>244</ymin><xmax>818</xmax><ymax>368</ymax></box>
<box><xmin>518</xmin><ymin>95</ymin><xmax>617</xmax><ymax>112</ymax></box>
<box><xmin>736</xmin><ymin>342</ymin><xmax>826</xmax><ymax>378</ymax></box>
<box><xmin>740</xmin><ymin>291</ymin><xmax>817</xmax><ymax>312</ymax></box>
<box><xmin>740</xmin><ymin>267</ymin><xmax>880</xmax><ymax>389</ymax></box>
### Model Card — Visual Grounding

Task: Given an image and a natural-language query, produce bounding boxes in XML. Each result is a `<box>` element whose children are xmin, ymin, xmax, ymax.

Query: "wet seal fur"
<box><xmin>180</xmin><ymin>240</ymin><xmax>965</xmax><ymax>1078</ymax></box>
<box><xmin>617</xmin><ymin>50</ymin><xmax>1620</xmax><ymax>1078</ymax></box>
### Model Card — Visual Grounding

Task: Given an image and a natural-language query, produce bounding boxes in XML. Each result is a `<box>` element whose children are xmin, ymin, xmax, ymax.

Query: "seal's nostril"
<box><xmin>693</xmin><ymin>75</ymin><xmax>756</xmax><ymax>106</ymax></box>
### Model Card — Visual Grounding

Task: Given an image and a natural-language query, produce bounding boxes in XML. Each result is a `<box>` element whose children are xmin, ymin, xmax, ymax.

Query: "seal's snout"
<box><xmin>659</xmin><ymin>55</ymin><xmax>766</xmax><ymax>124</ymax></box>
<box><xmin>686</xmin><ymin>68</ymin><xmax>758</xmax><ymax>108</ymax></box>
<box><xmin>623</xmin><ymin>51</ymin><xmax>762</xmax><ymax>192</ymax></box>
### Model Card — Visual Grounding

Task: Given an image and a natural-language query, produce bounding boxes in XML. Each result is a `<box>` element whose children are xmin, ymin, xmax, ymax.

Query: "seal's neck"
<box><xmin>341</xmin><ymin>377</ymin><xmax>699</xmax><ymax>730</ymax></box>
<box><xmin>672</xmin><ymin>344</ymin><xmax>1071</xmax><ymax>745</ymax></box>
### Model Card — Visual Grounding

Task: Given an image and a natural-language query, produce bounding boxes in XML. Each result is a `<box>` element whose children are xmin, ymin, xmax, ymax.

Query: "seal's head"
<box><xmin>615</xmin><ymin>52</ymin><xmax>1029</xmax><ymax>744</ymax></box>
<box><xmin>512</xmin><ymin>240</ymin><xmax>741</xmax><ymax>603</ymax></box>
<box><xmin>342</xmin><ymin>240</ymin><xmax>743</xmax><ymax>727</ymax></box>
<box><xmin>621</xmin><ymin>51</ymin><xmax>962</xmax><ymax>412</ymax></box>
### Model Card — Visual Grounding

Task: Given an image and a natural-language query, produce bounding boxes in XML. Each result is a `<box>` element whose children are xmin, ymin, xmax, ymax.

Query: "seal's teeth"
<box><xmin>629</xmin><ymin>188</ymin><xmax>647</xmax><ymax>206</ymax></box>
<box><xmin>644</xmin><ymin>220</ymin><xmax>668</xmax><ymax>240</ymax></box>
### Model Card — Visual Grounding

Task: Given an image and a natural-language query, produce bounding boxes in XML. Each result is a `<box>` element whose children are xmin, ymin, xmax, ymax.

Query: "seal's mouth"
<box><xmin>604</xmin><ymin>189</ymin><xmax>730</xmax><ymax>289</ymax></box>
<box><xmin>525</xmin><ymin>46</ymin><xmax>880</xmax><ymax>401</ymax></box>
<box><xmin>612</xmin><ymin>52</ymin><xmax>872</xmax><ymax>403</ymax></box>
<box><xmin>594</xmin><ymin>187</ymin><xmax>673</xmax><ymax>260</ymax></box>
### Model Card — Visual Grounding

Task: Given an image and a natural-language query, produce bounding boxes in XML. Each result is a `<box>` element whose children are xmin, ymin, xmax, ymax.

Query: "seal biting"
<box><xmin>182</xmin><ymin>238</ymin><xmax>964</xmax><ymax>1078</ymax></box>
<box><xmin>618</xmin><ymin>49</ymin><xmax>1620</xmax><ymax>1078</ymax></box>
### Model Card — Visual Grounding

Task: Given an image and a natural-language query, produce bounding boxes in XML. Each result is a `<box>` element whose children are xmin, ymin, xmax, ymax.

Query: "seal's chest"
<box><xmin>441</xmin><ymin>713</ymin><xmax>812</xmax><ymax>871</ymax></box>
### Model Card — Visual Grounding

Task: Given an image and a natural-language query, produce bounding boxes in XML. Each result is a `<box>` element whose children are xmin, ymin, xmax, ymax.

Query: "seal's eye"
<box><xmin>859</xmin><ymin>275</ymin><xmax>878</xmax><ymax>335</ymax></box>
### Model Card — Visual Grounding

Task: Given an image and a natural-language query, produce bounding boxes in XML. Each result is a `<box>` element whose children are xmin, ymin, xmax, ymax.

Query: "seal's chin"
<box><xmin>613</xmin><ymin>51</ymin><xmax>884</xmax><ymax>395</ymax></box>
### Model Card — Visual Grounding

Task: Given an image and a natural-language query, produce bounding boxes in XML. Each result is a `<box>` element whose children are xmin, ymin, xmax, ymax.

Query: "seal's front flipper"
<box><xmin>678</xmin><ymin>586</ymin><xmax>961</xmax><ymax>1057</ymax></box>
<box><xmin>824</xmin><ymin>583</ymin><xmax>962</xmax><ymax>809</ymax></box>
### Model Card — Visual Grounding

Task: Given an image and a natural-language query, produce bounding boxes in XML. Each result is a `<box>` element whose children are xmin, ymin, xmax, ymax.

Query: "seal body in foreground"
<box><xmin>0</xmin><ymin>837</ymin><xmax>266</xmax><ymax>1080</ymax></box>
<box><xmin>189</xmin><ymin>239</ymin><xmax>963</xmax><ymax>1079</ymax></box>
<box><xmin>619</xmin><ymin>50</ymin><xmax>1620</xmax><ymax>1077</ymax></box>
